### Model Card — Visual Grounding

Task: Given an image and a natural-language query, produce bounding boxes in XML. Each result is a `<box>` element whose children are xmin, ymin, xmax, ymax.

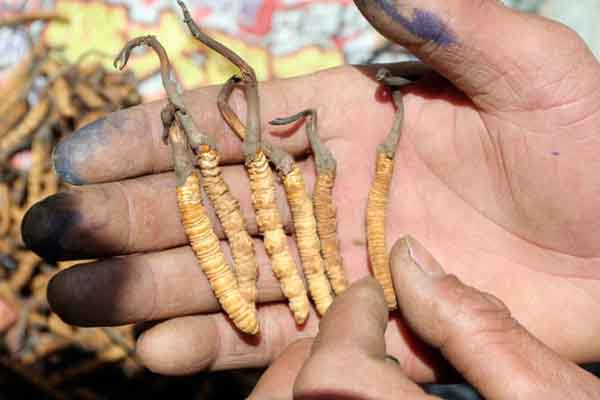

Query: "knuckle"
<box><xmin>432</xmin><ymin>275</ymin><xmax>521</xmax><ymax>350</ymax></box>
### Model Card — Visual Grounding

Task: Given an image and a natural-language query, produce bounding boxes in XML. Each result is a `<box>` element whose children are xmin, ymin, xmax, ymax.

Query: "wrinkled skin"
<box><xmin>250</xmin><ymin>239</ymin><xmax>600</xmax><ymax>399</ymax></box>
<box><xmin>22</xmin><ymin>0</ymin><xmax>600</xmax><ymax>379</ymax></box>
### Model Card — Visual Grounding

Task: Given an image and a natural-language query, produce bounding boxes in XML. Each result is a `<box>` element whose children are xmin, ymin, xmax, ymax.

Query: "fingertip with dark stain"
<box><xmin>22</xmin><ymin>192</ymin><xmax>83</xmax><ymax>262</ymax></box>
<box><xmin>52</xmin><ymin>117</ymin><xmax>108</xmax><ymax>185</ymax></box>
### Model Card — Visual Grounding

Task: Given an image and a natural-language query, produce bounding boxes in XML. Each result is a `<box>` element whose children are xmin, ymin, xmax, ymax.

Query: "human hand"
<box><xmin>22</xmin><ymin>0</ymin><xmax>600</xmax><ymax>377</ymax></box>
<box><xmin>249</xmin><ymin>238</ymin><xmax>600</xmax><ymax>400</ymax></box>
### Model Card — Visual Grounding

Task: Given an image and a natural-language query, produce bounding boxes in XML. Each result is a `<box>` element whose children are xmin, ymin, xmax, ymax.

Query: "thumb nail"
<box><xmin>394</xmin><ymin>236</ymin><xmax>445</xmax><ymax>277</ymax></box>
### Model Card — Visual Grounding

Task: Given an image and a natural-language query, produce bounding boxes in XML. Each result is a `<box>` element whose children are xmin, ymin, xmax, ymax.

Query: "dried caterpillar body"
<box><xmin>198</xmin><ymin>148</ymin><xmax>257</xmax><ymax>305</ymax></box>
<box><xmin>177</xmin><ymin>3</ymin><xmax>310</xmax><ymax>322</ymax></box>
<box><xmin>270</xmin><ymin>109</ymin><xmax>347</xmax><ymax>296</ymax></box>
<box><xmin>367</xmin><ymin>151</ymin><xmax>397</xmax><ymax>309</ymax></box>
<box><xmin>282</xmin><ymin>165</ymin><xmax>333</xmax><ymax>315</ymax></box>
<box><xmin>0</xmin><ymin>183</ymin><xmax>10</xmax><ymax>236</ymax></box>
<box><xmin>0</xmin><ymin>98</ymin><xmax>50</xmax><ymax>157</ymax></box>
<box><xmin>177</xmin><ymin>171</ymin><xmax>258</xmax><ymax>334</ymax></box>
<box><xmin>0</xmin><ymin>101</ymin><xmax>28</xmax><ymax>136</ymax></box>
<box><xmin>28</xmin><ymin>126</ymin><xmax>54</xmax><ymax>206</ymax></box>
<box><xmin>247</xmin><ymin>151</ymin><xmax>309</xmax><ymax>323</ymax></box>
<box><xmin>313</xmin><ymin>171</ymin><xmax>347</xmax><ymax>294</ymax></box>
<box><xmin>115</xmin><ymin>36</ymin><xmax>258</xmax><ymax>334</ymax></box>
<box><xmin>52</xmin><ymin>77</ymin><xmax>77</xmax><ymax>118</ymax></box>
<box><xmin>367</xmin><ymin>75</ymin><xmax>405</xmax><ymax>310</ymax></box>
<box><xmin>214</xmin><ymin>78</ymin><xmax>313</xmax><ymax>320</ymax></box>
<box><xmin>74</xmin><ymin>82</ymin><xmax>106</xmax><ymax>109</ymax></box>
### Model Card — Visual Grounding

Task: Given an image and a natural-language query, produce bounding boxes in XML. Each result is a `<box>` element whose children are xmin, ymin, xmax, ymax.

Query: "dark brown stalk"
<box><xmin>177</xmin><ymin>0</ymin><xmax>260</xmax><ymax>159</ymax></box>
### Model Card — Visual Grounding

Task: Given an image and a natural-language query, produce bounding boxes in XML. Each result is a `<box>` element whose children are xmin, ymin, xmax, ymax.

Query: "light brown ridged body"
<box><xmin>0</xmin><ymin>100</ymin><xmax>28</xmax><ymax>136</ymax></box>
<box><xmin>0</xmin><ymin>183</ymin><xmax>10</xmax><ymax>236</ymax></box>
<box><xmin>0</xmin><ymin>98</ymin><xmax>50</xmax><ymax>156</ymax></box>
<box><xmin>367</xmin><ymin>151</ymin><xmax>397</xmax><ymax>309</ymax></box>
<box><xmin>198</xmin><ymin>148</ymin><xmax>258</xmax><ymax>305</ymax></box>
<box><xmin>28</xmin><ymin>131</ymin><xmax>52</xmax><ymax>206</ymax></box>
<box><xmin>282</xmin><ymin>165</ymin><xmax>333</xmax><ymax>315</ymax></box>
<box><xmin>247</xmin><ymin>151</ymin><xmax>309</xmax><ymax>323</ymax></box>
<box><xmin>0</xmin><ymin>12</ymin><xmax>68</xmax><ymax>27</ymax></box>
<box><xmin>9</xmin><ymin>252</ymin><xmax>41</xmax><ymax>292</ymax></box>
<box><xmin>74</xmin><ymin>82</ymin><xmax>106</xmax><ymax>109</ymax></box>
<box><xmin>177</xmin><ymin>172</ymin><xmax>259</xmax><ymax>334</ymax></box>
<box><xmin>52</xmin><ymin>77</ymin><xmax>77</xmax><ymax>118</ymax></box>
<box><xmin>0</xmin><ymin>45</ymin><xmax>41</xmax><ymax>117</ymax></box>
<box><xmin>314</xmin><ymin>171</ymin><xmax>348</xmax><ymax>295</ymax></box>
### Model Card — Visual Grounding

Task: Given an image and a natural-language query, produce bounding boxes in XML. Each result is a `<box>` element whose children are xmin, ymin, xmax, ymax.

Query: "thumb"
<box><xmin>390</xmin><ymin>236</ymin><xmax>600</xmax><ymax>399</ymax></box>
<box><xmin>354</xmin><ymin>0</ymin><xmax>600</xmax><ymax>111</ymax></box>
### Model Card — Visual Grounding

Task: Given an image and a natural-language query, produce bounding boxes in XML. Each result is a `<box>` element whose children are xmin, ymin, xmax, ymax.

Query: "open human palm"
<box><xmin>24</xmin><ymin>0</ymin><xmax>600</xmax><ymax>379</ymax></box>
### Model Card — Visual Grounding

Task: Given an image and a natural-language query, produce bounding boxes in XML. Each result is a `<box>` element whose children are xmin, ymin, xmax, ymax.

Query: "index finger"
<box><xmin>52</xmin><ymin>63</ymin><xmax>428</xmax><ymax>185</ymax></box>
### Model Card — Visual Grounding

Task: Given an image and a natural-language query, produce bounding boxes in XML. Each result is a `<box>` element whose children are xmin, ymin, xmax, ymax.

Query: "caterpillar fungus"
<box><xmin>270</xmin><ymin>110</ymin><xmax>348</xmax><ymax>295</ymax></box>
<box><xmin>177</xmin><ymin>1</ymin><xmax>312</xmax><ymax>322</ymax></box>
<box><xmin>28</xmin><ymin>121</ymin><xmax>55</xmax><ymax>206</ymax></box>
<box><xmin>116</xmin><ymin>35</ymin><xmax>258</xmax><ymax>309</ymax></box>
<box><xmin>367</xmin><ymin>68</ymin><xmax>407</xmax><ymax>310</ymax></box>
<box><xmin>0</xmin><ymin>181</ymin><xmax>10</xmax><ymax>237</ymax></box>
<box><xmin>0</xmin><ymin>97</ymin><xmax>51</xmax><ymax>162</ymax></box>
<box><xmin>114</xmin><ymin>38</ymin><xmax>259</xmax><ymax>334</ymax></box>
<box><xmin>217</xmin><ymin>77</ymin><xmax>333</xmax><ymax>317</ymax></box>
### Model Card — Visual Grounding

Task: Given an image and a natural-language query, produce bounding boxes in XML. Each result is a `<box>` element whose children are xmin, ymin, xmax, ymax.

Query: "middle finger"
<box><xmin>23</xmin><ymin>159</ymin><xmax>315</xmax><ymax>261</ymax></box>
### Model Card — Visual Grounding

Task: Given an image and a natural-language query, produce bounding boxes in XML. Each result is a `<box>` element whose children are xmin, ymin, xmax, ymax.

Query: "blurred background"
<box><xmin>0</xmin><ymin>1</ymin><xmax>599</xmax><ymax>399</ymax></box>
<box><xmin>2</xmin><ymin>0</ymin><xmax>600</xmax><ymax>99</ymax></box>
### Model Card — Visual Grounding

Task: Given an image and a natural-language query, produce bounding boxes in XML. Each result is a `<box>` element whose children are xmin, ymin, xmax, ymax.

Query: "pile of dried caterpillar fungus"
<box><xmin>0</xmin><ymin>13</ymin><xmax>142</xmax><ymax>399</ymax></box>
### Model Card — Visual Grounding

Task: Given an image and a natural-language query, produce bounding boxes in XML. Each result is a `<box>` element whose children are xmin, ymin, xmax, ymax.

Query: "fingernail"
<box><xmin>22</xmin><ymin>193</ymin><xmax>83</xmax><ymax>261</ymax></box>
<box><xmin>403</xmin><ymin>236</ymin><xmax>445</xmax><ymax>277</ymax></box>
<box><xmin>53</xmin><ymin>117</ymin><xmax>107</xmax><ymax>185</ymax></box>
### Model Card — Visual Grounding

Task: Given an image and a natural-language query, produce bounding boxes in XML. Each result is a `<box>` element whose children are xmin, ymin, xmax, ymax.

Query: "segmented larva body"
<box><xmin>0</xmin><ymin>183</ymin><xmax>10</xmax><ymax>236</ymax></box>
<box><xmin>74</xmin><ymin>82</ymin><xmax>106</xmax><ymax>109</ymax></box>
<box><xmin>0</xmin><ymin>100</ymin><xmax>28</xmax><ymax>136</ymax></box>
<box><xmin>367</xmin><ymin>151</ymin><xmax>397</xmax><ymax>310</ymax></box>
<box><xmin>52</xmin><ymin>77</ymin><xmax>77</xmax><ymax>118</ymax></box>
<box><xmin>177</xmin><ymin>172</ymin><xmax>259</xmax><ymax>334</ymax></box>
<box><xmin>313</xmin><ymin>171</ymin><xmax>348</xmax><ymax>295</ymax></box>
<box><xmin>9</xmin><ymin>252</ymin><xmax>40</xmax><ymax>291</ymax></box>
<box><xmin>247</xmin><ymin>151</ymin><xmax>309</xmax><ymax>323</ymax></box>
<box><xmin>282</xmin><ymin>165</ymin><xmax>333</xmax><ymax>315</ymax></box>
<box><xmin>197</xmin><ymin>148</ymin><xmax>258</xmax><ymax>305</ymax></box>
<box><xmin>0</xmin><ymin>98</ymin><xmax>50</xmax><ymax>155</ymax></box>
<box><xmin>28</xmin><ymin>132</ymin><xmax>51</xmax><ymax>206</ymax></box>
<box><xmin>28</xmin><ymin>143</ymin><xmax>44</xmax><ymax>205</ymax></box>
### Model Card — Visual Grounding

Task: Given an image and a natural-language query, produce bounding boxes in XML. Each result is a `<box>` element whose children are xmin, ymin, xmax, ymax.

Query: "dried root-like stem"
<box><xmin>168</xmin><ymin>119</ymin><xmax>258</xmax><ymax>334</ymax></box>
<box><xmin>219</xmin><ymin>80</ymin><xmax>333</xmax><ymax>316</ymax></box>
<box><xmin>0</xmin><ymin>12</ymin><xmax>68</xmax><ymax>28</ymax></box>
<box><xmin>197</xmin><ymin>149</ymin><xmax>258</xmax><ymax>305</ymax></box>
<box><xmin>247</xmin><ymin>151</ymin><xmax>309</xmax><ymax>322</ymax></box>
<box><xmin>367</xmin><ymin>74</ymin><xmax>405</xmax><ymax>310</ymax></box>
<box><xmin>0</xmin><ymin>97</ymin><xmax>51</xmax><ymax>161</ymax></box>
<box><xmin>117</xmin><ymin>36</ymin><xmax>257</xmax><ymax>306</ymax></box>
<box><xmin>271</xmin><ymin>110</ymin><xmax>348</xmax><ymax>295</ymax></box>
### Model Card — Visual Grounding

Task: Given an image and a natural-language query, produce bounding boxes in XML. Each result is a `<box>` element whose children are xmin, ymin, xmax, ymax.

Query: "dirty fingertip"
<box><xmin>52</xmin><ymin>117</ymin><xmax>109</xmax><ymax>185</ymax></box>
<box><xmin>390</xmin><ymin>236</ymin><xmax>445</xmax><ymax>282</ymax></box>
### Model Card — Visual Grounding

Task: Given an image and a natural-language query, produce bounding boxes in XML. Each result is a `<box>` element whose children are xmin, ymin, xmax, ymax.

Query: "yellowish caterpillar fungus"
<box><xmin>271</xmin><ymin>110</ymin><xmax>348</xmax><ymax>295</ymax></box>
<box><xmin>0</xmin><ymin>97</ymin><xmax>51</xmax><ymax>161</ymax></box>
<box><xmin>116</xmin><ymin>35</ymin><xmax>258</xmax><ymax>307</ymax></box>
<box><xmin>115</xmin><ymin>37</ymin><xmax>259</xmax><ymax>334</ymax></box>
<box><xmin>178</xmin><ymin>1</ymin><xmax>313</xmax><ymax>322</ymax></box>
<box><xmin>366</xmin><ymin>68</ymin><xmax>406</xmax><ymax>310</ymax></box>
<box><xmin>28</xmin><ymin>123</ymin><xmax>54</xmax><ymax>206</ymax></box>
<box><xmin>73</xmin><ymin>82</ymin><xmax>106</xmax><ymax>110</ymax></box>
<box><xmin>169</xmin><ymin>116</ymin><xmax>258</xmax><ymax>335</ymax></box>
<box><xmin>0</xmin><ymin>12</ymin><xmax>68</xmax><ymax>28</ymax></box>
<box><xmin>217</xmin><ymin>77</ymin><xmax>333</xmax><ymax>316</ymax></box>
<box><xmin>0</xmin><ymin>182</ymin><xmax>10</xmax><ymax>237</ymax></box>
